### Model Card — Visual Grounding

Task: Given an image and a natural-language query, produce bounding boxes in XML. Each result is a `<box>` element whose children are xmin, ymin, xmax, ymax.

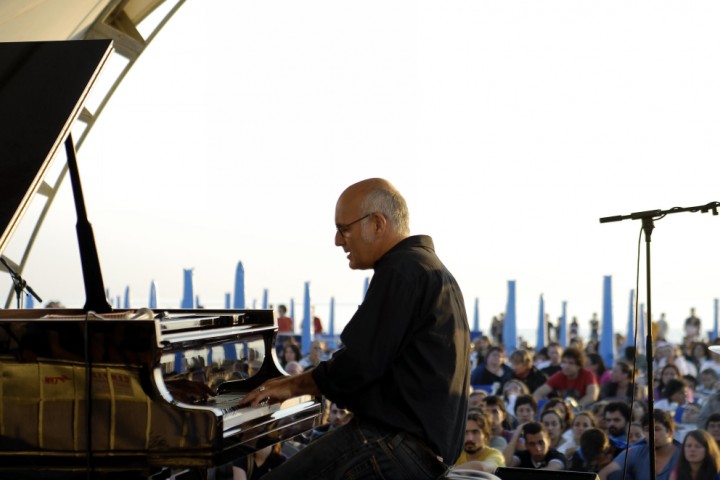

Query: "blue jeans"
<box><xmin>262</xmin><ymin>417</ymin><xmax>449</xmax><ymax>480</ymax></box>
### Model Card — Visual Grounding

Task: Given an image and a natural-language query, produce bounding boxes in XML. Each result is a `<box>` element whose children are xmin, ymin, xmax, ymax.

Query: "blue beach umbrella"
<box><xmin>25</xmin><ymin>294</ymin><xmax>34</xmax><ymax>309</ymax></box>
<box><xmin>225</xmin><ymin>293</ymin><xmax>230</xmax><ymax>309</ymax></box>
<box><xmin>233</xmin><ymin>261</ymin><xmax>245</xmax><ymax>308</ymax></box>
<box><xmin>149</xmin><ymin>280</ymin><xmax>157</xmax><ymax>309</ymax></box>
<box><xmin>180</xmin><ymin>269</ymin><xmax>194</xmax><ymax>308</ymax></box>
<box><xmin>123</xmin><ymin>286</ymin><xmax>130</xmax><ymax>309</ymax></box>
<box><xmin>290</xmin><ymin>298</ymin><xmax>295</xmax><ymax>320</ymax></box>
<box><xmin>329</xmin><ymin>297</ymin><xmax>336</xmax><ymax>337</ymax></box>
<box><xmin>115</xmin><ymin>295</ymin><xmax>121</xmax><ymax>308</ymax></box>
<box><xmin>503</xmin><ymin>280</ymin><xmax>517</xmax><ymax>354</ymax></box>
<box><xmin>537</xmin><ymin>294</ymin><xmax>546</xmax><ymax>350</ymax></box>
<box><xmin>363</xmin><ymin>277</ymin><xmax>370</xmax><ymax>299</ymax></box>
<box><xmin>625</xmin><ymin>289</ymin><xmax>635</xmax><ymax>348</ymax></box>
<box><xmin>559</xmin><ymin>301</ymin><xmax>567</xmax><ymax>347</ymax></box>
<box><xmin>600</xmin><ymin>275</ymin><xmax>615</xmax><ymax>367</ymax></box>
<box><xmin>473</xmin><ymin>298</ymin><xmax>480</xmax><ymax>333</ymax></box>
<box><xmin>301</xmin><ymin>282</ymin><xmax>312</xmax><ymax>355</ymax></box>
<box><xmin>262</xmin><ymin>289</ymin><xmax>268</xmax><ymax>309</ymax></box>
<box><xmin>713</xmin><ymin>299</ymin><xmax>718</xmax><ymax>341</ymax></box>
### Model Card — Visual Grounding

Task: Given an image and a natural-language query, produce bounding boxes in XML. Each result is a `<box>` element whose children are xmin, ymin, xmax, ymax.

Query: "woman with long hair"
<box><xmin>540</xmin><ymin>409</ymin><xmax>567</xmax><ymax>451</ymax></box>
<box><xmin>559</xmin><ymin>410</ymin><xmax>597</xmax><ymax>458</ymax></box>
<box><xmin>669</xmin><ymin>429</ymin><xmax>720</xmax><ymax>480</ymax></box>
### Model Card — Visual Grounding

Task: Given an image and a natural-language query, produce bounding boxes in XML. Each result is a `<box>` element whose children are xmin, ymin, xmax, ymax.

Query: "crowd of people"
<box><xmin>456</xmin><ymin>308</ymin><xmax>720</xmax><ymax>480</ymax></box>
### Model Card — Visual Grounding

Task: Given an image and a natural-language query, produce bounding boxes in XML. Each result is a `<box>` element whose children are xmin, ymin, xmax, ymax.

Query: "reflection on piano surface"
<box><xmin>0</xmin><ymin>308</ymin><xmax>322</xmax><ymax>474</ymax></box>
<box><xmin>0</xmin><ymin>40</ymin><xmax>322</xmax><ymax>477</ymax></box>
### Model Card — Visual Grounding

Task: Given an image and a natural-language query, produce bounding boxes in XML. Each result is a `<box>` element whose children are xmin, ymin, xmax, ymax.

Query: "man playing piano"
<box><xmin>242</xmin><ymin>178</ymin><xmax>470</xmax><ymax>479</ymax></box>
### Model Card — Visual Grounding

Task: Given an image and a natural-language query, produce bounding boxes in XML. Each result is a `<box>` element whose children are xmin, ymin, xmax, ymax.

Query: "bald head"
<box><xmin>335</xmin><ymin>178</ymin><xmax>410</xmax><ymax>270</ymax></box>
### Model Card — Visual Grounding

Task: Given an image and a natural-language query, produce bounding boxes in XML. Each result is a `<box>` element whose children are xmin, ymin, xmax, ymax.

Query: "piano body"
<box><xmin>0</xmin><ymin>40</ymin><xmax>322</xmax><ymax>476</ymax></box>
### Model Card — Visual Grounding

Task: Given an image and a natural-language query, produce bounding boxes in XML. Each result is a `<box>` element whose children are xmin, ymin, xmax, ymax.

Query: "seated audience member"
<box><xmin>655</xmin><ymin>378</ymin><xmax>690</xmax><ymax>413</ymax></box>
<box><xmin>509</xmin><ymin>349</ymin><xmax>548</xmax><ymax>393</ymax></box>
<box><xmin>454</xmin><ymin>411</ymin><xmax>506</xmax><ymax>473</ymax></box>
<box><xmin>298</xmin><ymin>340</ymin><xmax>325</xmax><ymax>370</ymax></box>
<box><xmin>513</xmin><ymin>394</ymin><xmax>538</xmax><ymax>426</ymax></box>
<box><xmin>631</xmin><ymin>399</ymin><xmax>648</xmax><ymax>424</ymax></box>
<box><xmin>668</xmin><ymin>429</ymin><xmax>720</xmax><ymax>480</ymax></box>
<box><xmin>628</xmin><ymin>422</ymin><xmax>644</xmax><ymax>444</ymax></box>
<box><xmin>468</xmin><ymin>389</ymin><xmax>488</xmax><ymax>412</ymax></box>
<box><xmin>697</xmin><ymin>390</ymin><xmax>720</xmax><ymax>433</ymax></box>
<box><xmin>504</xmin><ymin>421</ymin><xmax>566</xmax><ymax>470</ymax></box>
<box><xmin>540</xmin><ymin>409</ymin><xmax>567</xmax><ymax>451</ymax></box>
<box><xmin>601</xmin><ymin>360</ymin><xmax>636</xmax><ymax>402</ymax></box>
<box><xmin>695</xmin><ymin>368</ymin><xmax>719</xmax><ymax>403</ymax></box>
<box><xmin>283</xmin><ymin>361</ymin><xmax>304</xmax><ymax>376</ymax></box>
<box><xmin>470</xmin><ymin>346</ymin><xmax>513</xmax><ymax>390</ymax></box>
<box><xmin>541</xmin><ymin>397</ymin><xmax>575</xmax><ymax>431</ymax></box>
<box><xmin>703</xmin><ymin>413</ymin><xmax>720</xmax><ymax>448</ymax></box>
<box><xmin>599</xmin><ymin>409</ymin><xmax>682</xmax><ymax>480</ymax></box>
<box><xmin>484</xmin><ymin>395</ymin><xmax>513</xmax><ymax>449</ymax></box>
<box><xmin>502</xmin><ymin>379</ymin><xmax>530</xmax><ymax>417</ymax></box>
<box><xmin>561</xmin><ymin>411</ymin><xmax>597</xmax><ymax>459</ymax></box>
<box><xmin>604</xmin><ymin>401</ymin><xmax>631</xmax><ymax>447</ymax></box>
<box><xmin>568</xmin><ymin>428</ymin><xmax>624</xmax><ymax>473</ymax></box>
<box><xmin>539</xmin><ymin>343</ymin><xmax>563</xmax><ymax>377</ymax></box>
<box><xmin>592</xmin><ymin>400</ymin><xmax>610</xmax><ymax>431</ymax></box>
<box><xmin>533</xmin><ymin>347</ymin><xmax>599</xmax><ymax>408</ymax></box>
<box><xmin>587</xmin><ymin>353</ymin><xmax>612</xmax><ymax>385</ymax></box>
<box><xmin>656</xmin><ymin>341</ymin><xmax>698</xmax><ymax>377</ymax></box>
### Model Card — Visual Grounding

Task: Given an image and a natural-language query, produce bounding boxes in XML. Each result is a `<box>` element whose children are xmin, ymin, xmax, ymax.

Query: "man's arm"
<box><xmin>240</xmin><ymin>370</ymin><xmax>320</xmax><ymax>407</ymax></box>
<box><xmin>545</xmin><ymin>459</ymin><xmax>564</xmax><ymax>471</ymax></box>
<box><xmin>533</xmin><ymin>383</ymin><xmax>552</xmax><ymax>400</ymax></box>
<box><xmin>578</xmin><ymin>383</ymin><xmax>599</xmax><ymax>407</ymax></box>
<box><xmin>598</xmin><ymin>460</ymin><xmax>622</xmax><ymax>480</ymax></box>
<box><xmin>503</xmin><ymin>424</ymin><xmax>525</xmax><ymax>467</ymax></box>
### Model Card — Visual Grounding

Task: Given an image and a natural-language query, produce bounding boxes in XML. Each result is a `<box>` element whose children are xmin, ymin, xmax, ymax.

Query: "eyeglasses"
<box><xmin>336</xmin><ymin>213</ymin><xmax>372</xmax><ymax>237</ymax></box>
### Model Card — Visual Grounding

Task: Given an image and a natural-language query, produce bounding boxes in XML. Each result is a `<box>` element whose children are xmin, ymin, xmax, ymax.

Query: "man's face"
<box><xmin>512</xmin><ymin>360</ymin><xmax>528</xmax><ymax>376</ymax></box>
<box><xmin>645</xmin><ymin>423</ymin><xmax>674</xmax><ymax>449</ymax></box>
<box><xmin>335</xmin><ymin>193</ymin><xmax>378</xmax><ymax>270</ymax></box>
<box><xmin>706</xmin><ymin>421</ymin><xmax>720</xmax><ymax>441</ymax></box>
<box><xmin>486</xmin><ymin>404</ymin><xmax>505</xmax><ymax>427</ymax></box>
<box><xmin>561</xmin><ymin>357</ymin><xmax>580</xmax><ymax>378</ymax></box>
<box><xmin>605</xmin><ymin>410</ymin><xmax>628</xmax><ymax>437</ymax></box>
<box><xmin>548</xmin><ymin>346</ymin><xmax>562</xmax><ymax>364</ymax></box>
<box><xmin>487</xmin><ymin>350</ymin><xmax>504</xmax><ymax>367</ymax></box>
<box><xmin>328</xmin><ymin>404</ymin><xmax>352</xmax><ymax>428</ymax></box>
<box><xmin>525</xmin><ymin>431</ymin><xmax>549</xmax><ymax>462</ymax></box>
<box><xmin>464</xmin><ymin>420</ymin><xmax>485</xmax><ymax>454</ymax></box>
<box><xmin>468</xmin><ymin>393</ymin><xmax>486</xmax><ymax>411</ymax></box>
<box><xmin>515</xmin><ymin>404</ymin><xmax>536</xmax><ymax>424</ymax></box>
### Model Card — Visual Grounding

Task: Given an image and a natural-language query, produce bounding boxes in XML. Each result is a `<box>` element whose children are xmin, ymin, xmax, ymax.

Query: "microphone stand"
<box><xmin>600</xmin><ymin>201</ymin><xmax>720</xmax><ymax>480</ymax></box>
<box><xmin>0</xmin><ymin>257</ymin><xmax>43</xmax><ymax>309</ymax></box>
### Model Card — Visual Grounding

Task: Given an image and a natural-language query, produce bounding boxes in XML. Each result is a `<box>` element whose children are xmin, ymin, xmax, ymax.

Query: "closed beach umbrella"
<box><xmin>503</xmin><ymin>280</ymin><xmax>517</xmax><ymax>354</ymax></box>
<box><xmin>180</xmin><ymin>268</ymin><xmax>193</xmax><ymax>308</ymax></box>
<box><xmin>537</xmin><ymin>294</ymin><xmax>546</xmax><ymax>350</ymax></box>
<box><xmin>233</xmin><ymin>261</ymin><xmax>245</xmax><ymax>308</ymax></box>
<box><xmin>149</xmin><ymin>280</ymin><xmax>157</xmax><ymax>309</ymax></box>
<box><xmin>600</xmin><ymin>275</ymin><xmax>614</xmax><ymax>367</ymax></box>
<box><xmin>473</xmin><ymin>298</ymin><xmax>480</xmax><ymax>334</ymax></box>
<box><xmin>625</xmin><ymin>289</ymin><xmax>635</xmax><ymax>348</ymax></box>
<box><xmin>301</xmin><ymin>281</ymin><xmax>311</xmax><ymax>355</ymax></box>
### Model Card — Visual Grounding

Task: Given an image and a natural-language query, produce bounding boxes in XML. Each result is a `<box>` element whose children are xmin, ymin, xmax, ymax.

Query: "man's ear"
<box><xmin>371</xmin><ymin>212</ymin><xmax>388</xmax><ymax>235</ymax></box>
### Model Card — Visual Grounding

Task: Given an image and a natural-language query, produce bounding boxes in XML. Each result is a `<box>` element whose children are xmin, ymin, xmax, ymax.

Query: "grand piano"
<box><xmin>0</xmin><ymin>40</ymin><xmax>322</xmax><ymax>478</ymax></box>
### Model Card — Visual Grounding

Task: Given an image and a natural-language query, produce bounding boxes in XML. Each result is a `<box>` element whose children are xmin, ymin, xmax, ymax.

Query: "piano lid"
<box><xmin>0</xmin><ymin>39</ymin><xmax>112</xmax><ymax>256</ymax></box>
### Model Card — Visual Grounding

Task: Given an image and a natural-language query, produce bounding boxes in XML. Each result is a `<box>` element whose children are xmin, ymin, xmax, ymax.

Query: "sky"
<box><xmin>3</xmin><ymin>1</ymin><xmax>720</xmax><ymax>344</ymax></box>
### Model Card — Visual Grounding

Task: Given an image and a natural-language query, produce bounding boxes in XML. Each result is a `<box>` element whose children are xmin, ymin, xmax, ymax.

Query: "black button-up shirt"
<box><xmin>312</xmin><ymin>235</ymin><xmax>470</xmax><ymax>463</ymax></box>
